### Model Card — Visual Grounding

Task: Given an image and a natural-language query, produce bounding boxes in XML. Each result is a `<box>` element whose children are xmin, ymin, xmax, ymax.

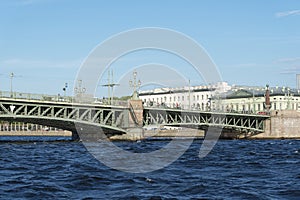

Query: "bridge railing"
<box><xmin>0</xmin><ymin>91</ymin><xmax>129</xmax><ymax>107</ymax></box>
<box><xmin>144</xmin><ymin>103</ymin><xmax>269</xmax><ymax>115</ymax></box>
<box><xmin>0</xmin><ymin>91</ymin><xmax>73</xmax><ymax>102</ymax></box>
<box><xmin>93</xmin><ymin>98</ymin><xmax>128</xmax><ymax>107</ymax></box>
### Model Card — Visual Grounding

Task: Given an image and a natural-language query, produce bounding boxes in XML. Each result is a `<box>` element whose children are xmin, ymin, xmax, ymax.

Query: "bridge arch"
<box><xmin>143</xmin><ymin>108</ymin><xmax>269</xmax><ymax>133</ymax></box>
<box><xmin>0</xmin><ymin>115</ymin><xmax>126</xmax><ymax>140</ymax></box>
<box><xmin>0</xmin><ymin>99</ymin><xmax>128</xmax><ymax>140</ymax></box>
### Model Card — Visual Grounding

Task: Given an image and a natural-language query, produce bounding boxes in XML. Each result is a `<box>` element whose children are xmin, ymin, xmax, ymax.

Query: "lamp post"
<box><xmin>251</xmin><ymin>88</ymin><xmax>256</xmax><ymax>113</ymax></box>
<box><xmin>249</xmin><ymin>88</ymin><xmax>255</xmax><ymax>113</ymax></box>
<box><xmin>74</xmin><ymin>80</ymin><xmax>86</xmax><ymax>102</ymax></box>
<box><xmin>10</xmin><ymin>72</ymin><xmax>14</xmax><ymax>98</ymax></box>
<box><xmin>188</xmin><ymin>79</ymin><xmax>191</xmax><ymax>110</ymax></box>
<box><xmin>286</xmin><ymin>87</ymin><xmax>293</xmax><ymax>110</ymax></box>
<box><xmin>129</xmin><ymin>71</ymin><xmax>141</xmax><ymax>100</ymax></box>
<box><xmin>63</xmin><ymin>83</ymin><xmax>68</xmax><ymax>97</ymax></box>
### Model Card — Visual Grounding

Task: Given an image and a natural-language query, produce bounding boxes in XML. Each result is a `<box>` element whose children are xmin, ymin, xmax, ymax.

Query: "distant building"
<box><xmin>212</xmin><ymin>85</ymin><xmax>300</xmax><ymax>113</ymax></box>
<box><xmin>139</xmin><ymin>82</ymin><xmax>231</xmax><ymax>110</ymax></box>
<box><xmin>297</xmin><ymin>74</ymin><xmax>300</xmax><ymax>90</ymax></box>
<box><xmin>139</xmin><ymin>83</ymin><xmax>300</xmax><ymax>113</ymax></box>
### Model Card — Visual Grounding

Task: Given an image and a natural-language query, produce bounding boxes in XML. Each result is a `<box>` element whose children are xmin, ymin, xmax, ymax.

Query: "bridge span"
<box><xmin>0</xmin><ymin>92</ymin><xmax>270</xmax><ymax>140</ymax></box>
<box><xmin>144</xmin><ymin>108</ymin><xmax>269</xmax><ymax>134</ymax></box>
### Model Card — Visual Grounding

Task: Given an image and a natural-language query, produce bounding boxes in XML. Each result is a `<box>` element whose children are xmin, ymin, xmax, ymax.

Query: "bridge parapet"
<box><xmin>0</xmin><ymin>91</ymin><xmax>73</xmax><ymax>103</ymax></box>
<box><xmin>0</xmin><ymin>91</ymin><xmax>129</xmax><ymax>106</ymax></box>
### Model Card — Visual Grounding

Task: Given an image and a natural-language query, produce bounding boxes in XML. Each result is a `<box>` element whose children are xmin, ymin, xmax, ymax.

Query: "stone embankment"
<box><xmin>109</xmin><ymin>128</ymin><xmax>205</xmax><ymax>141</ymax></box>
<box><xmin>0</xmin><ymin>131</ymin><xmax>72</xmax><ymax>137</ymax></box>
<box><xmin>251</xmin><ymin>110</ymin><xmax>300</xmax><ymax>139</ymax></box>
<box><xmin>223</xmin><ymin>110</ymin><xmax>300</xmax><ymax>139</ymax></box>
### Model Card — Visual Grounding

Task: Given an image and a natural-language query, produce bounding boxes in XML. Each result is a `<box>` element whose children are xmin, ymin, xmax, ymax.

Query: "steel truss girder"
<box><xmin>144</xmin><ymin>108</ymin><xmax>269</xmax><ymax>133</ymax></box>
<box><xmin>0</xmin><ymin>100</ymin><xmax>127</xmax><ymax>129</ymax></box>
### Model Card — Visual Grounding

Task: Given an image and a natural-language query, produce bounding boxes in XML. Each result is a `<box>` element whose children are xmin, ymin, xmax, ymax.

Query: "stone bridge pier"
<box><xmin>110</xmin><ymin>99</ymin><xmax>145</xmax><ymax>141</ymax></box>
<box><xmin>250</xmin><ymin>110</ymin><xmax>300</xmax><ymax>139</ymax></box>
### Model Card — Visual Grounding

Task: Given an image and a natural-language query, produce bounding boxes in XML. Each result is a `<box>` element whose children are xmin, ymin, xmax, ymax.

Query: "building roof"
<box><xmin>221</xmin><ymin>86</ymin><xmax>300</xmax><ymax>99</ymax></box>
<box><xmin>139</xmin><ymin>82</ymin><xmax>231</xmax><ymax>96</ymax></box>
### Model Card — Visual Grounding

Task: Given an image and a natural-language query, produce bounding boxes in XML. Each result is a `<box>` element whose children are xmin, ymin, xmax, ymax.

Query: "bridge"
<box><xmin>144</xmin><ymin>108</ymin><xmax>268</xmax><ymax>133</ymax></box>
<box><xmin>0</xmin><ymin>91</ymin><xmax>270</xmax><ymax>140</ymax></box>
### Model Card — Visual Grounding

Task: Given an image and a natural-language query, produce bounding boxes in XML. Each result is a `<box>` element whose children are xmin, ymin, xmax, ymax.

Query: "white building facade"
<box><xmin>139</xmin><ymin>84</ymin><xmax>300</xmax><ymax>113</ymax></box>
<box><xmin>139</xmin><ymin>82</ymin><xmax>231</xmax><ymax>110</ymax></box>
<box><xmin>211</xmin><ymin>86</ymin><xmax>300</xmax><ymax>113</ymax></box>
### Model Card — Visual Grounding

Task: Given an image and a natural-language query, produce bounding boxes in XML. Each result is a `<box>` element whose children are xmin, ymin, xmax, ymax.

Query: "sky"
<box><xmin>0</xmin><ymin>0</ymin><xmax>300</xmax><ymax>97</ymax></box>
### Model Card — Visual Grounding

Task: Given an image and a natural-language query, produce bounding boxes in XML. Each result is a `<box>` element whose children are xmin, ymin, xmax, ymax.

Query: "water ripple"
<box><xmin>0</xmin><ymin>139</ymin><xmax>299</xmax><ymax>199</ymax></box>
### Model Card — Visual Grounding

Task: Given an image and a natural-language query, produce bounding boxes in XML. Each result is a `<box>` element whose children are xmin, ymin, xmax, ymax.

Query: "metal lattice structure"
<box><xmin>0</xmin><ymin>98</ymin><xmax>129</xmax><ymax>135</ymax></box>
<box><xmin>0</xmin><ymin>95</ymin><xmax>270</xmax><ymax>139</ymax></box>
<box><xmin>144</xmin><ymin>108</ymin><xmax>269</xmax><ymax>133</ymax></box>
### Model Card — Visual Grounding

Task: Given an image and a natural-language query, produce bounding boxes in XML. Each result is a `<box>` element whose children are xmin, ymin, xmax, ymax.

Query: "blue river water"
<box><xmin>0</xmin><ymin>138</ymin><xmax>299</xmax><ymax>199</ymax></box>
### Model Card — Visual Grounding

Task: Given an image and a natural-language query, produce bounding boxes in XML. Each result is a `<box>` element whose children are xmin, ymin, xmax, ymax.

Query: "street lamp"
<box><xmin>129</xmin><ymin>71</ymin><xmax>141</xmax><ymax>100</ymax></box>
<box><xmin>188</xmin><ymin>79</ymin><xmax>191</xmax><ymax>110</ymax></box>
<box><xmin>63</xmin><ymin>83</ymin><xmax>68</xmax><ymax>97</ymax></box>
<box><xmin>74</xmin><ymin>80</ymin><xmax>86</xmax><ymax>101</ymax></box>
<box><xmin>286</xmin><ymin>87</ymin><xmax>293</xmax><ymax>110</ymax></box>
<box><xmin>250</xmin><ymin>88</ymin><xmax>256</xmax><ymax>113</ymax></box>
<box><xmin>10</xmin><ymin>72</ymin><xmax>14</xmax><ymax>98</ymax></box>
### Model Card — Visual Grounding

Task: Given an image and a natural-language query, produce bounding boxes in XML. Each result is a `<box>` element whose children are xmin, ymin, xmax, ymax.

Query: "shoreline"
<box><xmin>1</xmin><ymin>128</ymin><xmax>300</xmax><ymax>141</ymax></box>
<box><xmin>0</xmin><ymin>131</ymin><xmax>72</xmax><ymax>137</ymax></box>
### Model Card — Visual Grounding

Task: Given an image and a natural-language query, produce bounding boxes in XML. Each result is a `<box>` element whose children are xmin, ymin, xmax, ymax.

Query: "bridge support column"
<box><xmin>107</xmin><ymin>99</ymin><xmax>145</xmax><ymax>141</ymax></box>
<box><xmin>128</xmin><ymin>99</ymin><xmax>144</xmax><ymax>127</ymax></box>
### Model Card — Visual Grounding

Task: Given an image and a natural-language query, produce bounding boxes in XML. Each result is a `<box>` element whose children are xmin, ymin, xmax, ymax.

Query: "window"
<box><xmin>182</xmin><ymin>96</ymin><xmax>184</xmax><ymax>101</ymax></box>
<box><xmin>170</xmin><ymin>97</ymin><xmax>172</xmax><ymax>102</ymax></box>
<box><xmin>197</xmin><ymin>95</ymin><xmax>199</xmax><ymax>101</ymax></box>
<box><xmin>202</xmin><ymin>95</ymin><xmax>204</xmax><ymax>100</ymax></box>
<box><xmin>258</xmin><ymin>104</ymin><xmax>261</xmax><ymax>111</ymax></box>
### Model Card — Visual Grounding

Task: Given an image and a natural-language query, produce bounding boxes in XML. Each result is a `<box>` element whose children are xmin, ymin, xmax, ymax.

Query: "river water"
<box><xmin>0</xmin><ymin>138</ymin><xmax>299</xmax><ymax>199</ymax></box>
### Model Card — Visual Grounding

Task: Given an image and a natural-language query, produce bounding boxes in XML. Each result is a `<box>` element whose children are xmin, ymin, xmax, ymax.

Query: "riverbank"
<box><xmin>109</xmin><ymin>128</ymin><xmax>205</xmax><ymax>141</ymax></box>
<box><xmin>0</xmin><ymin>131</ymin><xmax>72</xmax><ymax>137</ymax></box>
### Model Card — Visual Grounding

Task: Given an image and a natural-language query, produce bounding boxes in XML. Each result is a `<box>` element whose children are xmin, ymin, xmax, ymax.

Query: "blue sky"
<box><xmin>0</xmin><ymin>0</ymin><xmax>300</xmax><ymax>96</ymax></box>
